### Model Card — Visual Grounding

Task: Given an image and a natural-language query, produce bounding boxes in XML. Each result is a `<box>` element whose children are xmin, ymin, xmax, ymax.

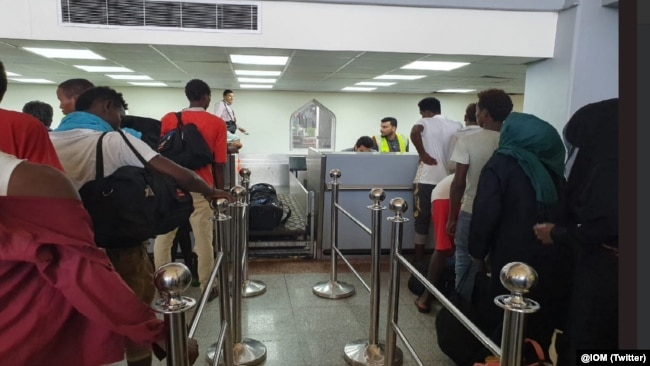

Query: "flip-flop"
<box><xmin>414</xmin><ymin>299</ymin><xmax>431</xmax><ymax>314</ymax></box>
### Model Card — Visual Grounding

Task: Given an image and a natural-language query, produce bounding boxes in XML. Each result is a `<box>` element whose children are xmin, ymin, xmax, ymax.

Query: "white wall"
<box><xmin>2</xmin><ymin>84</ymin><xmax>523</xmax><ymax>154</ymax></box>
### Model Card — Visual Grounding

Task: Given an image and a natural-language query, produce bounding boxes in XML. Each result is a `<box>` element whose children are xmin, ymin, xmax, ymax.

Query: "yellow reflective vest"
<box><xmin>373</xmin><ymin>133</ymin><xmax>409</xmax><ymax>152</ymax></box>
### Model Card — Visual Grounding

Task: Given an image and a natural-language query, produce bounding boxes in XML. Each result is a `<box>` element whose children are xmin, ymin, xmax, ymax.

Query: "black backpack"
<box><xmin>79</xmin><ymin>130</ymin><xmax>194</xmax><ymax>248</ymax></box>
<box><xmin>248</xmin><ymin>183</ymin><xmax>291</xmax><ymax>231</ymax></box>
<box><xmin>158</xmin><ymin>112</ymin><xmax>215</xmax><ymax>170</ymax></box>
<box><xmin>121</xmin><ymin>115</ymin><xmax>161</xmax><ymax>150</ymax></box>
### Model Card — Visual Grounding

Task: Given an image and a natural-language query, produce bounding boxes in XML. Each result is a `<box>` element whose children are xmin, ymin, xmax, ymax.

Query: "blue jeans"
<box><xmin>454</xmin><ymin>211</ymin><xmax>478</xmax><ymax>300</ymax></box>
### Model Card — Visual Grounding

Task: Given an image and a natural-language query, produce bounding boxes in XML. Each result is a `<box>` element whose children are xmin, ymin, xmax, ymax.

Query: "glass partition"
<box><xmin>290</xmin><ymin>99</ymin><xmax>336</xmax><ymax>151</ymax></box>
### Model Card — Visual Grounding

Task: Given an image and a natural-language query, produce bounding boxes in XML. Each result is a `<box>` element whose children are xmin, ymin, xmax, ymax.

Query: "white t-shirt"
<box><xmin>431</xmin><ymin>173</ymin><xmax>455</xmax><ymax>201</ymax></box>
<box><xmin>0</xmin><ymin>151</ymin><xmax>24</xmax><ymax>196</ymax></box>
<box><xmin>450</xmin><ymin>129</ymin><xmax>500</xmax><ymax>213</ymax></box>
<box><xmin>413</xmin><ymin>115</ymin><xmax>462</xmax><ymax>185</ymax></box>
<box><xmin>50</xmin><ymin>129</ymin><xmax>159</xmax><ymax>190</ymax></box>
<box><xmin>214</xmin><ymin>100</ymin><xmax>235</xmax><ymax>122</ymax></box>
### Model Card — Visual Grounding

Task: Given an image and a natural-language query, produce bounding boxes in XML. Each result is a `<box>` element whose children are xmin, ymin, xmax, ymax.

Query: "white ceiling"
<box><xmin>0</xmin><ymin>37</ymin><xmax>541</xmax><ymax>94</ymax></box>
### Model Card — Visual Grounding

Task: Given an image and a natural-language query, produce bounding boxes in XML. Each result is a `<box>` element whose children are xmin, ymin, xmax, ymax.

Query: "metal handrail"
<box><xmin>334</xmin><ymin>202</ymin><xmax>372</xmax><ymax>235</ymax></box>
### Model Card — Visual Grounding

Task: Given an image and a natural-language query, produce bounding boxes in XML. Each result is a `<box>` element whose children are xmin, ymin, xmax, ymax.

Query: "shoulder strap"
<box><xmin>94</xmin><ymin>132</ymin><xmax>110</xmax><ymax>180</ymax></box>
<box><xmin>116</xmin><ymin>129</ymin><xmax>149</xmax><ymax>167</ymax></box>
<box><xmin>175</xmin><ymin>112</ymin><xmax>183</xmax><ymax>129</ymax></box>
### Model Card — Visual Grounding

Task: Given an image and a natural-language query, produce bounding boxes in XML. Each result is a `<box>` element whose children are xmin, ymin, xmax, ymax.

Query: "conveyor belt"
<box><xmin>249</xmin><ymin>193</ymin><xmax>308</xmax><ymax>238</ymax></box>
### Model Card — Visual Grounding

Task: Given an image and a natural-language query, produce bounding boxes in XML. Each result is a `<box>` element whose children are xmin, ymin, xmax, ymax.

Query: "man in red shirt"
<box><xmin>153</xmin><ymin>79</ymin><xmax>227</xmax><ymax>298</ymax></box>
<box><xmin>0</xmin><ymin>60</ymin><xmax>63</xmax><ymax>170</ymax></box>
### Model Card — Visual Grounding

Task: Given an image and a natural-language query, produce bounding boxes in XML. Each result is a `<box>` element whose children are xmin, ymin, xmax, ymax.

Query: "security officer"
<box><xmin>372</xmin><ymin>117</ymin><xmax>409</xmax><ymax>152</ymax></box>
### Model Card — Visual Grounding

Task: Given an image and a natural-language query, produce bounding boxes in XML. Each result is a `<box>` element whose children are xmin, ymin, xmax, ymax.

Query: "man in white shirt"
<box><xmin>409</xmin><ymin>97</ymin><xmax>462</xmax><ymax>262</ymax></box>
<box><xmin>214</xmin><ymin>89</ymin><xmax>247</xmax><ymax>135</ymax></box>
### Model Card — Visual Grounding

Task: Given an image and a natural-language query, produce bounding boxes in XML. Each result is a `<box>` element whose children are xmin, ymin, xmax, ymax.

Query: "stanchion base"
<box><xmin>343</xmin><ymin>339</ymin><xmax>403</xmax><ymax>366</ymax></box>
<box><xmin>206</xmin><ymin>338</ymin><xmax>267</xmax><ymax>366</ymax></box>
<box><xmin>312</xmin><ymin>280</ymin><xmax>356</xmax><ymax>299</ymax></box>
<box><xmin>242</xmin><ymin>279</ymin><xmax>267</xmax><ymax>298</ymax></box>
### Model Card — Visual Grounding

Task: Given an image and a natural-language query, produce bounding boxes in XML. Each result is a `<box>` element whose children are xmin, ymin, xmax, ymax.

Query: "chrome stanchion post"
<box><xmin>494</xmin><ymin>262</ymin><xmax>541</xmax><ymax>366</ymax></box>
<box><xmin>385</xmin><ymin>198</ymin><xmax>407</xmax><ymax>366</ymax></box>
<box><xmin>231</xmin><ymin>186</ymin><xmax>267</xmax><ymax>365</ymax></box>
<box><xmin>313</xmin><ymin>169</ymin><xmax>355</xmax><ymax>299</ymax></box>
<box><xmin>239</xmin><ymin>168</ymin><xmax>266</xmax><ymax>298</ymax></box>
<box><xmin>152</xmin><ymin>263</ymin><xmax>196</xmax><ymax>366</ymax></box>
<box><xmin>344</xmin><ymin>188</ymin><xmax>393</xmax><ymax>366</ymax></box>
<box><xmin>206</xmin><ymin>198</ymin><xmax>234</xmax><ymax>366</ymax></box>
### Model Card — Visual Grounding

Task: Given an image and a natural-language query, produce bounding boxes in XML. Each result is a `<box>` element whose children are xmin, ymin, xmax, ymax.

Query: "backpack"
<box><xmin>248</xmin><ymin>183</ymin><xmax>291</xmax><ymax>231</ymax></box>
<box><xmin>79</xmin><ymin>130</ymin><xmax>194</xmax><ymax>248</ymax></box>
<box><xmin>158</xmin><ymin>112</ymin><xmax>215</xmax><ymax>170</ymax></box>
<box><xmin>121</xmin><ymin>115</ymin><xmax>161</xmax><ymax>150</ymax></box>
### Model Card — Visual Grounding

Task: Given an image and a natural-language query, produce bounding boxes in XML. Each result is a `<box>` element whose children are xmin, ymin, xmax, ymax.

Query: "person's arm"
<box><xmin>410</xmin><ymin>124</ymin><xmax>436</xmax><ymax>165</ymax></box>
<box><xmin>147</xmin><ymin>155</ymin><xmax>230</xmax><ymax>200</ymax></box>
<box><xmin>447</xmin><ymin>162</ymin><xmax>468</xmax><ymax>236</ymax></box>
<box><xmin>8</xmin><ymin>161</ymin><xmax>79</xmax><ymax>200</ymax></box>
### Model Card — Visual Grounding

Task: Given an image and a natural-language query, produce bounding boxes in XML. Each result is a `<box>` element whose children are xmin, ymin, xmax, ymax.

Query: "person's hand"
<box><xmin>420</xmin><ymin>152</ymin><xmax>437</xmax><ymax>165</ymax></box>
<box><xmin>533</xmin><ymin>223</ymin><xmax>555</xmax><ymax>244</ymax></box>
<box><xmin>227</xmin><ymin>141</ymin><xmax>243</xmax><ymax>153</ymax></box>
<box><xmin>187</xmin><ymin>338</ymin><xmax>199</xmax><ymax>365</ymax></box>
<box><xmin>204</xmin><ymin>188</ymin><xmax>233</xmax><ymax>203</ymax></box>
<box><xmin>238</xmin><ymin>127</ymin><xmax>249</xmax><ymax>135</ymax></box>
<box><xmin>446</xmin><ymin>218</ymin><xmax>457</xmax><ymax>237</ymax></box>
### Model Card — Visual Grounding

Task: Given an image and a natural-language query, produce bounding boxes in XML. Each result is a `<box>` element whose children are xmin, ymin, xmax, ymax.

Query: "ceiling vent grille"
<box><xmin>60</xmin><ymin>0</ymin><xmax>260</xmax><ymax>32</ymax></box>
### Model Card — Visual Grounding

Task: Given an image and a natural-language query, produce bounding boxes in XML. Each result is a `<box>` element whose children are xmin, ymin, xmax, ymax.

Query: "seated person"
<box><xmin>0</xmin><ymin>150</ymin><xmax>199</xmax><ymax>366</ymax></box>
<box><xmin>342</xmin><ymin>136</ymin><xmax>376</xmax><ymax>152</ymax></box>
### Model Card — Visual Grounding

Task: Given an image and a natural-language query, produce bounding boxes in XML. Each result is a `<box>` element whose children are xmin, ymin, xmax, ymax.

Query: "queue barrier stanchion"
<box><xmin>343</xmin><ymin>188</ymin><xmax>403</xmax><ymax>366</ymax></box>
<box><xmin>230</xmin><ymin>186</ymin><xmax>266</xmax><ymax>365</ymax></box>
<box><xmin>152</xmin><ymin>263</ymin><xmax>196</xmax><ymax>366</ymax></box>
<box><xmin>313</xmin><ymin>169</ymin><xmax>356</xmax><ymax>298</ymax></box>
<box><xmin>205</xmin><ymin>198</ymin><xmax>235</xmax><ymax>366</ymax></box>
<box><xmin>494</xmin><ymin>262</ymin><xmax>541</xmax><ymax>366</ymax></box>
<box><xmin>238</xmin><ymin>168</ymin><xmax>266</xmax><ymax>298</ymax></box>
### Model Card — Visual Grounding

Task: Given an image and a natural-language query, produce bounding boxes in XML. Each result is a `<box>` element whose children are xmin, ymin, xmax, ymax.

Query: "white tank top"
<box><xmin>0</xmin><ymin>151</ymin><xmax>24</xmax><ymax>196</ymax></box>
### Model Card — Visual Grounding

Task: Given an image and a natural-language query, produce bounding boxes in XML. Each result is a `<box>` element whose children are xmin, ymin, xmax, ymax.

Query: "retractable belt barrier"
<box><xmin>383</xmin><ymin>198</ymin><xmax>541</xmax><ymax>366</ymax></box>
<box><xmin>238</xmin><ymin>168</ymin><xmax>267</xmax><ymax>298</ymax></box>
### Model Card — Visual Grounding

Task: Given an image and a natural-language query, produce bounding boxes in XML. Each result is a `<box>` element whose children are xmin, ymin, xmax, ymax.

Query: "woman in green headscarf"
<box><xmin>468</xmin><ymin>112</ymin><xmax>572</xmax><ymax>357</ymax></box>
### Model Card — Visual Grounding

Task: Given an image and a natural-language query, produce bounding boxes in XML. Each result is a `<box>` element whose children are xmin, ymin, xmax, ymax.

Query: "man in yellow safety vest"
<box><xmin>372</xmin><ymin>117</ymin><xmax>409</xmax><ymax>152</ymax></box>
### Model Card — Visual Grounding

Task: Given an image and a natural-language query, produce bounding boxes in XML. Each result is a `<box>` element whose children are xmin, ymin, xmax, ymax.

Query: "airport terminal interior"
<box><xmin>0</xmin><ymin>0</ymin><xmax>625</xmax><ymax>365</ymax></box>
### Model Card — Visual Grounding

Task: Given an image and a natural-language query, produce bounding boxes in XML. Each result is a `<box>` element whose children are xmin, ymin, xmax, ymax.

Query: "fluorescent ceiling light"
<box><xmin>6</xmin><ymin>71</ymin><xmax>21</xmax><ymax>77</ymax></box>
<box><xmin>128</xmin><ymin>81</ymin><xmax>167</xmax><ymax>87</ymax></box>
<box><xmin>237</xmin><ymin>77</ymin><xmax>276</xmax><ymax>83</ymax></box>
<box><xmin>374</xmin><ymin>74</ymin><xmax>426</xmax><ymax>80</ymax></box>
<box><xmin>436</xmin><ymin>88</ymin><xmax>476</xmax><ymax>93</ymax></box>
<box><xmin>230</xmin><ymin>55</ymin><xmax>288</xmax><ymax>66</ymax></box>
<box><xmin>23</xmin><ymin>47</ymin><xmax>105</xmax><ymax>60</ymax></box>
<box><xmin>74</xmin><ymin>65</ymin><xmax>134</xmax><ymax>73</ymax></box>
<box><xmin>106</xmin><ymin>74</ymin><xmax>153</xmax><ymax>80</ymax></box>
<box><xmin>401</xmin><ymin>61</ymin><xmax>469</xmax><ymax>71</ymax></box>
<box><xmin>235</xmin><ymin>70</ymin><xmax>282</xmax><ymax>77</ymax></box>
<box><xmin>355</xmin><ymin>81</ymin><xmax>396</xmax><ymax>87</ymax></box>
<box><xmin>240</xmin><ymin>84</ymin><xmax>274</xmax><ymax>89</ymax></box>
<box><xmin>9</xmin><ymin>78</ymin><xmax>55</xmax><ymax>84</ymax></box>
<box><xmin>342</xmin><ymin>86</ymin><xmax>376</xmax><ymax>92</ymax></box>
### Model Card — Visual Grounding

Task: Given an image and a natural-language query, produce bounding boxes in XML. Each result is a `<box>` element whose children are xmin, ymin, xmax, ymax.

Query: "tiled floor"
<box><xmin>109</xmin><ymin>257</ymin><xmax>456</xmax><ymax>366</ymax></box>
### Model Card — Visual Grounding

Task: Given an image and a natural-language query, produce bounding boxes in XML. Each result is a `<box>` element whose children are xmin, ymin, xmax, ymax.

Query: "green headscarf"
<box><xmin>496</xmin><ymin>112</ymin><xmax>566</xmax><ymax>206</ymax></box>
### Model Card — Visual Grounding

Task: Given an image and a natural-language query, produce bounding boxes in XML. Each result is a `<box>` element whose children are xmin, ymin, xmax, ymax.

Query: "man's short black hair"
<box><xmin>465</xmin><ymin>103</ymin><xmax>477</xmax><ymax>123</ymax></box>
<box><xmin>58</xmin><ymin>78</ymin><xmax>95</xmax><ymax>98</ymax></box>
<box><xmin>381</xmin><ymin>117</ymin><xmax>397</xmax><ymax>127</ymax></box>
<box><xmin>355</xmin><ymin>136</ymin><xmax>374</xmax><ymax>149</ymax></box>
<box><xmin>185</xmin><ymin>79</ymin><xmax>211</xmax><ymax>102</ymax></box>
<box><xmin>476</xmin><ymin>89</ymin><xmax>513</xmax><ymax>122</ymax></box>
<box><xmin>0</xmin><ymin>60</ymin><xmax>7</xmax><ymax>102</ymax></box>
<box><xmin>223</xmin><ymin>89</ymin><xmax>233</xmax><ymax>97</ymax></box>
<box><xmin>418</xmin><ymin>97</ymin><xmax>441</xmax><ymax>114</ymax></box>
<box><xmin>75</xmin><ymin>86</ymin><xmax>128</xmax><ymax>112</ymax></box>
<box><xmin>22</xmin><ymin>100</ymin><xmax>54</xmax><ymax>127</ymax></box>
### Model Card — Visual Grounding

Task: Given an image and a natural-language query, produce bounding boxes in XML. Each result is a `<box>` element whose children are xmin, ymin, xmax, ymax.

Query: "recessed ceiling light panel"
<box><xmin>436</xmin><ymin>89</ymin><xmax>476</xmax><ymax>93</ymax></box>
<box><xmin>401</xmin><ymin>61</ymin><xmax>469</xmax><ymax>71</ymax></box>
<box><xmin>128</xmin><ymin>81</ymin><xmax>167</xmax><ymax>87</ymax></box>
<box><xmin>75</xmin><ymin>65</ymin><xmax>134</xmax><ymax>73</ymax></box>
<box><xmin>6</xmin><ymin>71</ymin><xmax>21</xmax><ymax>77</ymax></box>
<box><xmin>9</xmin><ymin>78</ymin><xmax>55</xmax><ymax>84</ymax></box>
<box><xmin>237</xmin><ymin>77</ymin><xmax>276</xmax><ymax>83</ymax></box>
<box><xmin>342</xmin><ymin>86</ymin><xmax>376</xmax><ymax>92</ymax></box>
<box><xmin>235</xmin><ymin>70</ymin><xmax>282</xmax><ymax>76</ymax></box>
<box><xmin>240</xmin><ymin>84</ymin><xmax>274</xmax><ymax>89</ymax></box>
<box><xmin>231</xmin><ymin>55</ymin><xmax>288</xmax><ymax>65</ymax></box>
<box><xmin>355</xmin><ymin>81</ymin><xmax>396</xmax><ymax>87</ymax></box>
<box><xmin>374</xmin><ymin>75</ymin><xmax>426</xmax><ymax>80</ymax></box>
<box><xmin>106</xmin><ymin>74</ymin><xmax>153</xmax><ymax>80</ymax></box>
<box><xmin>23</xmin><ymin>47</ymin><xmax>105</xmax><ymax>60</ymax></box>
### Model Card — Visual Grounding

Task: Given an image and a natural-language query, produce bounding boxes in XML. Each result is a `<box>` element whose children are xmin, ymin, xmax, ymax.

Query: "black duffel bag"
<box><xmin>248</xmin><ymin>183</ymin><xmax>291</xmax><ymax>231</ymax></box>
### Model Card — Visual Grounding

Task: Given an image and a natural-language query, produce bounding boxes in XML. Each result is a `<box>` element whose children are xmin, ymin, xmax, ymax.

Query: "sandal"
<box><xmin>414</xmin><ymin>299</ymin><xmax>431</xmax><ymax>314</ymax></box>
